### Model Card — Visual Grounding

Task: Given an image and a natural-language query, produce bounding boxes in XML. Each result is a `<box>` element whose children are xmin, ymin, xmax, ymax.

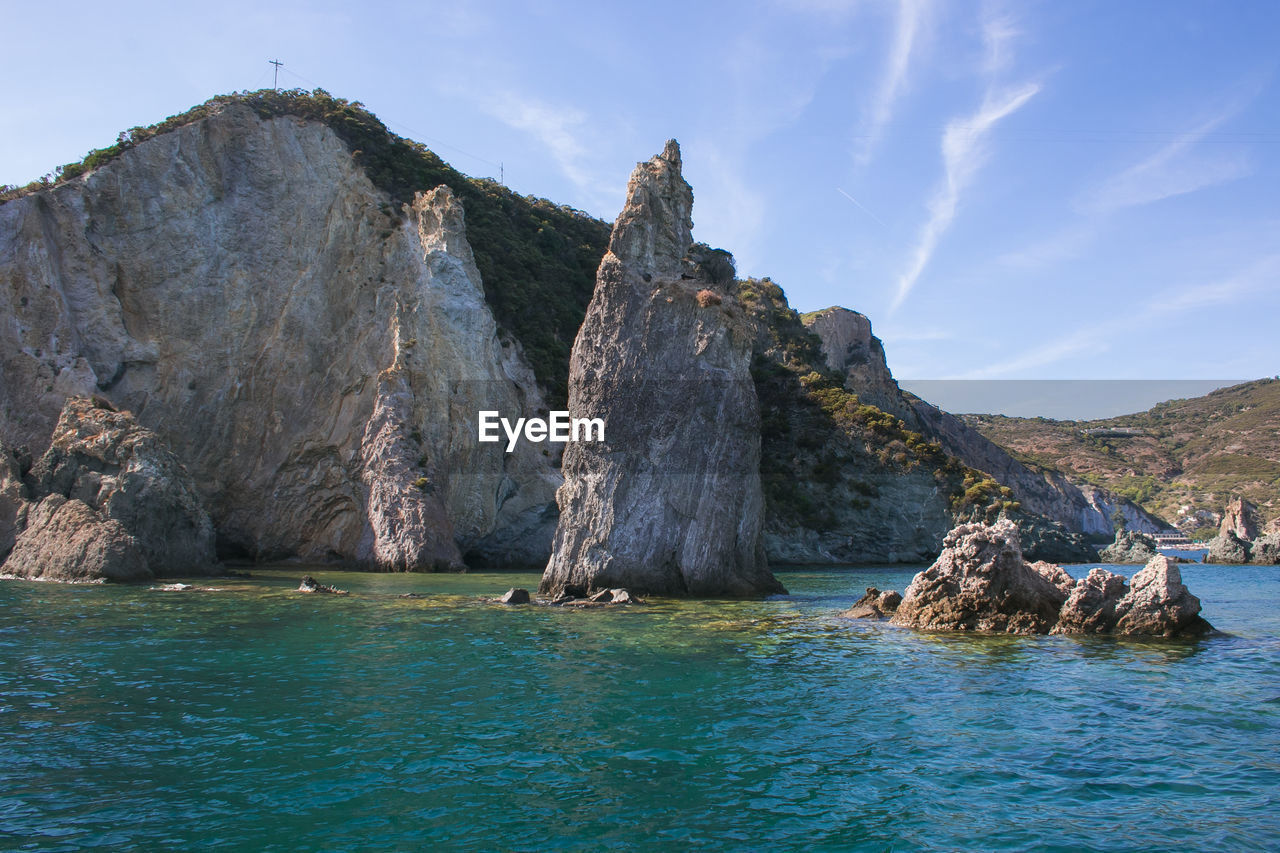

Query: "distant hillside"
<box><xmin>961</xmin><ymin>379</ymin><xmax>1280</xmax><ymax>534</ymax></box>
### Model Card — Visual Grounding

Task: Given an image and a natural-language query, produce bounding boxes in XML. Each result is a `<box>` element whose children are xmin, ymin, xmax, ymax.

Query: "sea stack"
<box><xmin>539</xmin><ymin>141</ymin><xmax>784</xmax><ymax>598</ymax></box>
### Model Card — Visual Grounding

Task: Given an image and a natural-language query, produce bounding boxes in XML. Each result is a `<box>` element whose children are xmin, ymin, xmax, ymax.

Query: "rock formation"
<box><xmin>875</xmin><ymin>520</ymin><xmax>1212</xmax><ymax>636</ymax></box>
<box><xmin>0</xmin><ymin>440</ymin><xmax>27</xmax><ymax>561</ymax></box>
<box><xmin>0</xmin><ymin>104</ymin><xmax>559</xmax><ymax>570</ymax></box>
<box><xmin>1</xmin><ymin>396</ymin><xmax>216</xmax><ymax>581</ymax></box>
<box><xmin>1220</xmin><ymin>497</ymin><xmax>1261</xmax><ymax>541</ymax></box>
<box><xmin>1206</xmin><ymin>530</ymin><xmax>1252</xmax><ymax>564</ymax></box>
<box><xmin>1099</xmin><ymin>529</ymin><xmax>1159</xmax><ymax>564</ymax></box>
<box><xmin>539</xmin><ymin>141</ymin><xmax>784</xmax><ymax>598</ymax></box>
<box><xmin>890</xmin><ymin>520</ymin><xmax>1070</xmax><ymax>633</ymax></box>
<box><xmin>800</xmin><ymin>305</ymin><xmax>1160</xmax><ymax>552</ymax></box>
<box><xmin>840</xmin><ymin>587</ymin><xmax>902</xmax><ymax>619</ymax></box>
<box><xmin>1250</xmin><ymin>534</ymin><xmax>1280</xmax><ymax>564</ymax></box>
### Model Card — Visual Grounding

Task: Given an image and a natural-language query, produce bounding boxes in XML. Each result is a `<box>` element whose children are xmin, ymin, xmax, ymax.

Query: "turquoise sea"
<box><xmin>2</xmin><ymin>563</ymin><xmax>1278</xmax><ymax>852</ymax></box>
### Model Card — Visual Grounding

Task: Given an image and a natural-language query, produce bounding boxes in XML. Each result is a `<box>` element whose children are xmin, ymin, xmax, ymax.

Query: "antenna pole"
<box><xmin>269</xmin><ymin>59</ymin><xmax>283</xmax><ymax>90</ymax></box>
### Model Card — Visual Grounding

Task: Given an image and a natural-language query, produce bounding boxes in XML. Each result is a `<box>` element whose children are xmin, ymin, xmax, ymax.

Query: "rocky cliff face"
<box><xmin>2</xmin><ymin>396</ymin><xmax>216</xmax><ymax>581</ymax></box>
<box><xmin>540</xmin><ymin>142</ymin><xmax>784</xmax><ymax>598</ymax></box>
<box><xmin>800</xmin><ymin>307</ymin><xmax>1165</xmax><ymax>539</ymax></box>
<box><xmin>0</xmin><ymin>104</ymin><xmax>559</xmax><ymax>569</ymax></box>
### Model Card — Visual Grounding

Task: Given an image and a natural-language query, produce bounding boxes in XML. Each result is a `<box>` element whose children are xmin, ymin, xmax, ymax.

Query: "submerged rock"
<box><xmin>539</xmin><ymin>141</ymin><xmax>784</xmax><ymax>599</ymax></box>
<box><xmin>298</xmin><ymin>575</ymin><xmax>347</xmax><ymax>595</ymax></box>
<box><xmin>840</xmin><ymin>587</ymin><xmax>901</xmax><ymax>619</ymax></box>
<box><xmin>885</xmin><ymin>521</ymin><xmax>1213</xmax><ymax>637</ymax></box>
<box><xmin>891</xmin><ymin>520</ymin><xmax>1068</xmax><ymax>634</ymax></box>
<box><xmin>1099</xmin><ymin>529</ymin><xmax>1159</xmax><ymax>564</ymax></box>
<box><xmin>2</xmin><ymin>397</ymin><xmax>216</xmax><ymax>581</ymax></box>
<box><xmin>498</xmin><ymin>587</ymin><xmax>531</xmax><ymax>605</ymax></box>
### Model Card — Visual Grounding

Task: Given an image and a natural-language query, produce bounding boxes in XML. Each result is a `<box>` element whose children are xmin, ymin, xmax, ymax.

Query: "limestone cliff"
<box><xmin>540</xmin><ymin>141</ymin><xmax>784</xmax><ymax>598</ymax></box>
<box><xmin>0</xmin><ymin>103</ymin><xmax>559</xmax><ymax>569</ymax></box>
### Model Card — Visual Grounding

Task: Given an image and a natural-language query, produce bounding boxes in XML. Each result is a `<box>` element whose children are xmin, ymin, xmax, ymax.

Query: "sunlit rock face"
<box><xmin>0</xmin><ymin>105</ymin><xmax>559</xmax><ymax>569</ymax></box>
<box><xmin>540</xmin><ymin>141</ymin><xmax>784</xmax><ymax>598</ymax></box>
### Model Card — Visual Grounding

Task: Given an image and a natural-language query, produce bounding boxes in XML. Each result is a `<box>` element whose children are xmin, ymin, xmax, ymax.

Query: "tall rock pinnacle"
<box><xmin>539</xmin><ymin>141</ymin><xmax>785</xmax><ymax>598</ymax></box>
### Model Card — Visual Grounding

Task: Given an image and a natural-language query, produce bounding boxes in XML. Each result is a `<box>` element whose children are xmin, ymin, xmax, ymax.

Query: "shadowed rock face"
<box><xmin>2</xmin><ymin>396</ymin><xmax>215</xmax><ymax>581</ymax></box>
<box><xmin>882</xmin><ymin>520</ymin><xmax>1212</xmax><ymax>637</ymax></box>
<box><xmin>0</xmin><ymin>106</ymin><xmax>559</xmax><ymax>569</ymax></box>
<box><xmin>539</xmin><ymin>141</ymin><xmax>784</xmax><ymax>598</ymax></box>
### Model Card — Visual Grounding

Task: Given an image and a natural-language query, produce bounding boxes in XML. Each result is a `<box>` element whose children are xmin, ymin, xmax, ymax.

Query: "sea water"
<box><xmin>2</xmin><ymin>563</ymin><xmax>1278</xmax><ymax>851</ymax></box>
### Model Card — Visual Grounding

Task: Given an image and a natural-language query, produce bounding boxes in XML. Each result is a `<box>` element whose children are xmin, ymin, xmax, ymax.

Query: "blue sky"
<box><xmin>3</xmin><ymin>0</ymin><xmax>1278</xmax><ymax>392</ymax></box>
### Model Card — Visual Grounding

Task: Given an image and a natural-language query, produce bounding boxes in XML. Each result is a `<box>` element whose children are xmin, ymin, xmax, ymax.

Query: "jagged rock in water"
<box><xmin>1219</xmin><ymin>497</ymin><xmax>1261</xmax><ymax>541</ymax></box>
<box><xmin>2</xmin><ymin>397</ymin><xmax>216</xmax><ymax>581</ymax></box>
<box><xmin>539</xmin><ymin>141</ymin><xmax>784</xmax><ymax>599</ymax></box>
<box><xmin>841</xmin><ymin>587</ymin><xmax>901</xmax><ymax>619</ymax></box>
<box><xmin>1112</xmin><ymin>555</ymin><xmax>1211</xmax><ymax>637</ymax></box>
<box><xmin>3</xmin><ymin>494</ymin><xmax>150</xmax><ymax>582</ymax></box>
<box><xmin>891</xmin><ymin>520</ymin><xmax>1068</xmax><ymax>634</ymax></box>
<box><xmin>0</xmin><ymin>104</ymin><xmax>559</xmax><ymax>570</ymax></box>
<box><xmin>297</xmin><ymin>574</ymin><xmax>347</xmax><ymax>595</ymax></box>
<box><xmin>1250</xmin><ymin>533</ymin><xmax>1280</xmax><ymax>564</ymax></box>
<box><xmin>498</xmin><ymin>587</ymin><xmax>530</xmax><ymax>605</ymax></box>
<box><xmin>1206</xmin><ymin>531</ymin><xmax>1252</xmax><ymax>564</ymax></box>
<box><xmin>883</xmin><ymin>521</ymin><xmax>1213</xmax><ymax>636</ymax></box>
<box><xmin>1099</xmin><ymin>529</ymin><xmax>1159</xmax><ymax>564</ymax></box>
<box><xmin>1053</xmin><ymin>568</ymin><xmax>1129</xmax><ymax>634</ymax></box>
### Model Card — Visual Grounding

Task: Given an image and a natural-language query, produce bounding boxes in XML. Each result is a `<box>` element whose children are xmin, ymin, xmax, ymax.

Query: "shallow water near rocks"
<box><xmin>2</xmin><ymin>563</ymin><xmax>1278</xmax><ymax>851</ymax></box>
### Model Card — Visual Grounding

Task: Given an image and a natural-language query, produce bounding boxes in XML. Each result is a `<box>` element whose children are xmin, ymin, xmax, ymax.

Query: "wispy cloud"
<box><xmin>964</xmin><ymin>254</ymin><xmax>1280</xmax><ymax>377</ymax></box>
<box><xmin>1077</xmin><ymin>75</ymin><xmax>1268</xmax><ymax>214</ymax></box>
<box><xmin>891</xmin><ymin>80</ymin><xmax>1039</xmax><ymax>311</ymax></box>
<box><xmin>852</xmin><ymin>0</ymin><xmax>928</xmax><ymax>170</ymax></box>
<box><xmin>488</xmin><ymin>94</ymin><xmax>590</xmax><ymax>188</ymax></box>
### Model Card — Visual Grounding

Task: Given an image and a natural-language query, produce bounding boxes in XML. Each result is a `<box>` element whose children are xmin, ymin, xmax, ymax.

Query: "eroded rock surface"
<box><xmin>540</xmin><ymin>141</ymin><xmax>784</xmax><ymax>598</ymax></box>
<box><xmin>1250</xmin><ymin>533</ymin><xmax>1280</xmax><ymax>565</ymax></box>
<box><xmin>876</xmin><ymin>521</ymin><xmax>1212</xmax><ymax>637</ymax></box>
<box><xmin>2</xmin><ymin>397</ymin><xmax>215</xmax><ymax>581</ymax></box>
<box><xmin>890</xmin><ymin>520</ymin><xmax>1068</xmax><ymax>633</ymax></box>
<box><xmin>1206</xmin><ymin>531</ymin><xmax>1252</xmax><ymax>564</ymax></box>
<box><xmin>0</xmin><ymin>105</ymin><xmax>559</xmax><ymax>570</ymax></box>
<box><xmin>1099</xmin><ymin>529</ymin><xmax>1159</xmax><ymax>564</ymax></box>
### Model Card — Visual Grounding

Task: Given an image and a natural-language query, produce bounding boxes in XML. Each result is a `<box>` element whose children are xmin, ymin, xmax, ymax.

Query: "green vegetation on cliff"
<box><xmin>0</xmin><ymin>89</ymin><xmax>610</xmax><ymax>407</ymax></box>
<box><xmin>963</xmin><ymin>378</ymin><xmax>1280</xmax><ymax>525</ymax></box>
<box><xmin>736</xmin><ymin>278</ymin><xmax>1013</xmax><ymax>528</ymax></box>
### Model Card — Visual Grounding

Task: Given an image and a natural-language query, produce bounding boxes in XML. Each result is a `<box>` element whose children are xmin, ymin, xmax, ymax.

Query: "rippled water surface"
<box><xmin>3</xmin><ymin>564</ymin><xmax>1279</xmax><ymax>851</ymax></box>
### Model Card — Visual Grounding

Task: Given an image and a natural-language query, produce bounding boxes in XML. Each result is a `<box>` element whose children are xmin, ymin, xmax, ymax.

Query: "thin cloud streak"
<box><xmin>962</xmin><ymin>254</ymin><xmax>1280</xmax><ymax>378</ymax></box>
<box><xmin>852</xmin><ymin>0</ymin><xmax>927</xmax><ymax>170</ymax></box>
<box><xmin>891</xmin><ymin>81</ymin><xmax>1039</xmax><ymax>312</ymax></box>
<box><xmin>1077</xmin><ymin>74</ymin><xmax>1269</xmax><ymax>214</ymax></box>
<box><xmin>836</xmin><ymin>187</ymin><xmax>887</xmax><ymax>226</ymax></box>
